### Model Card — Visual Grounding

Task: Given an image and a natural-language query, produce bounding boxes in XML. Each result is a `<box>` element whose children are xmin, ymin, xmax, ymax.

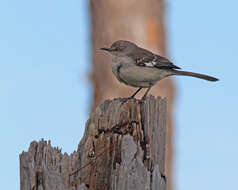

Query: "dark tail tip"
<box><xmin>202</xmin><ymin>75</ymin><xmax>219</xmax><ymax>82</ymax></box>
<box><xmin>210</xmin><ymin>77</ymin><xmax>219</xmax><ymax>82</ymax></box>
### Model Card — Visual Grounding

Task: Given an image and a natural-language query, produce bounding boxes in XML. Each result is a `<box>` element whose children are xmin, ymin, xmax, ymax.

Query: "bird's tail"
<box><xmin>172</xmin><ymin>70</ymin><xmax>219</xmax><ymax>81</ymax></box>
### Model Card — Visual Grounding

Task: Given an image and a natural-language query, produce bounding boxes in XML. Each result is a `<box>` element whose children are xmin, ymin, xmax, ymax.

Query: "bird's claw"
<box><xmin>141</xmin><ymin>95</ymin><xmax>147</xmax><ymax>101</ymax></box>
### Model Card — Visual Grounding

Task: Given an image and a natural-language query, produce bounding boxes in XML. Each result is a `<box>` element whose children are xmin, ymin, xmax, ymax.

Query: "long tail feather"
<box><xmin>173</xmin><ymin>70</ymin><xmax>219</xmax><ymax>81</ymax></box>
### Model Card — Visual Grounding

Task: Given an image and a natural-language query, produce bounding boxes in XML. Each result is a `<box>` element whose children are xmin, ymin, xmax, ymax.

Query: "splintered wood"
<box><xmin>20</xmin><ymin>96</ymin><xmax>167</xmax><ymax>190</ymax></box>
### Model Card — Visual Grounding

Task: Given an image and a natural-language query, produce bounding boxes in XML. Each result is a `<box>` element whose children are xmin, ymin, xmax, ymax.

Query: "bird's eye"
<box><xmin>114</xmin><ymin>47</ymin><xmax>119</xmax><ymax>51</ymax></box>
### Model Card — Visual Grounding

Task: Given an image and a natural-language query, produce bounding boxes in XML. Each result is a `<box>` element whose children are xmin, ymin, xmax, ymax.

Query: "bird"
<box><xmin>100</xmin><ymin>40</ymin><xmax>219</xmax><ymax>99</ymax></box>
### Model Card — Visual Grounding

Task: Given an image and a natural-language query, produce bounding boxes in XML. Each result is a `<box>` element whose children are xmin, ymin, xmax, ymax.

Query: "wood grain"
<box><xmin>20</xmin><ymin>96</ymin><xmax>166</xmax><ymax>190</ymax></box>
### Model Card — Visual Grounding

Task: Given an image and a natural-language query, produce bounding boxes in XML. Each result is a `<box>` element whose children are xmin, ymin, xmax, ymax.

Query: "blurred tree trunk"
<box><xmin>90</xmin><ymin>1</ymin><xmax>175</xmax><ymax>190</ymax></box>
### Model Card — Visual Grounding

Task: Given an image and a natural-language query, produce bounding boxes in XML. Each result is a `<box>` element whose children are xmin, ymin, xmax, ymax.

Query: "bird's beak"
<box><xmin>100</xmin><ymin>47</ymin><xmax>113</xmax><ymax>52</ymax></box>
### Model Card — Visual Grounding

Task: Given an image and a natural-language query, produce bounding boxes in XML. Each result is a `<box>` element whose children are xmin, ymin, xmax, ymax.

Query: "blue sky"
<box><xmin>0</xmin><ymin>0</ymin><xmax>237</xmax><ymax>189</ymax></box>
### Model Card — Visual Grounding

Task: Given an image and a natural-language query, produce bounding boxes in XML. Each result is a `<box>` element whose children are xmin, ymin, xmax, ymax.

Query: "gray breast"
<box><xmin>110</xmin><ymin>56</ymin><xmax>133</xmax><ymax>85</ymax></box>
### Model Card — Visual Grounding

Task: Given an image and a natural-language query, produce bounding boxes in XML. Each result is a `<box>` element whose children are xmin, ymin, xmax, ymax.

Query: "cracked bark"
<box><xmin>20</xmin><ymin>96</ymin><xmax>166</xmax><ymax>190</ymax></box>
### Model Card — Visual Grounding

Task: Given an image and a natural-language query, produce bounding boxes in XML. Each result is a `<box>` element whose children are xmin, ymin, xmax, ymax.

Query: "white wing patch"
<box><xmin>136</xmin><ymin>56</ymin><xmax>159</xmax><ymax>67</ymax></box>
<box><xmin>144</xmin><ymin>62</ymin><xmax>154</xmax><ymax>67</ymax></box>
<box><xmin>143</xmin><ymin>56</ymin><xmax>157</xmax><ymax>67</ymax></box>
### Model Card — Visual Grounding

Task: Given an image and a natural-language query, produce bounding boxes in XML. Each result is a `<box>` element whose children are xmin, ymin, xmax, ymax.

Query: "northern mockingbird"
<box><xmin>101</xmin><ymin>40</ymin><xmax>219</xmax><ymax>99</ymax></box>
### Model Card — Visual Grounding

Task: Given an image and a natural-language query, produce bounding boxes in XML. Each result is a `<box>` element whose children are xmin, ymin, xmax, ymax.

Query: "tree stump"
<box><xmin>20</xmin><ymin>96</ymin><xmax>167</xmax><ymax>190</ymax></box>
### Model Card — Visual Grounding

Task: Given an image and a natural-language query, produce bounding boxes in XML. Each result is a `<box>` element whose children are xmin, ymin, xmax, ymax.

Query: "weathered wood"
<box><xmin>20</xmin><ymin>96</ymin><xmax>167</xmax><ymax>190</ymax></box>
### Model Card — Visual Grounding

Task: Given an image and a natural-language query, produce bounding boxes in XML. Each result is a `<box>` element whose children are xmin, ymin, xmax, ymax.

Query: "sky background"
<box><xmin>0</xmin><ymin>0</ymin><xmax>237</xmax><ymax>190</ymax></box>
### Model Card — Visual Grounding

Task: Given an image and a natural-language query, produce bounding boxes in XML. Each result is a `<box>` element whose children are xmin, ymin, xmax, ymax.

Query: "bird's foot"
<box><xmin>141</xmin><ymin>93</ymin><xmax>151</xmax><ymax>101</ymax></box>
<box><xmin>120</xmin><ymin>96</ymin><xmax>135</xmax><ymax>106</ymax></box>
<box><xmin>120</xmin><ymin>97</ymin><xmax>130</xmax><ymax>105</ymax></box>
<box><xmin>141</xmin><ymin>95</ymin><xmax>147</xmax><ymax>101</ymax></box>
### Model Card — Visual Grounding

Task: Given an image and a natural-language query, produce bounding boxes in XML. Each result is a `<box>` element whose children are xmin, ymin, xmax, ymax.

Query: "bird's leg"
<box><xmin>141</xmin><ymin>86</ymin><xmax>152</xmax><ymax>100</ymax></box>
<box><xmin>130</xmin><ymin>87</ymin><xmax>142</xmax><ymax>99</ymax></box>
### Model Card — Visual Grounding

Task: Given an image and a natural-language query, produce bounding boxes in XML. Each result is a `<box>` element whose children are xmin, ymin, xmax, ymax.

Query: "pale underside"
<box><xmin>110</xmin><ymin>55</ymin><xmax>173</xmax><ymax>88</ymax></box>
<box><xmin>118</xmin><ymin>65</ymin><xmax>172</xmax><ymax>88</ymax></box>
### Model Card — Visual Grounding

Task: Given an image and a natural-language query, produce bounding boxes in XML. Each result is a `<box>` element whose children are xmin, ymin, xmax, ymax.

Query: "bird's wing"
<box><xmin>131</xmin><ymin>47</ymin><xmax>181</xmax><ymax>70</ymax></box>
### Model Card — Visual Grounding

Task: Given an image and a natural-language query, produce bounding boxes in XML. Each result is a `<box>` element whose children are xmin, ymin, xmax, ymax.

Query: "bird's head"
<box><xmin>101</xmin><ymin>40</ymin><xmax>137</xmax><ymax>57</ymax></box>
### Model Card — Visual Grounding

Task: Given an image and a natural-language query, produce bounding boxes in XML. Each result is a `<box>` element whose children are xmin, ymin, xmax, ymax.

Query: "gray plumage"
<box><xmin>101</xmin><ymin>40</ymin><xmax>218</xmax><ymax>99</ymax></box>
